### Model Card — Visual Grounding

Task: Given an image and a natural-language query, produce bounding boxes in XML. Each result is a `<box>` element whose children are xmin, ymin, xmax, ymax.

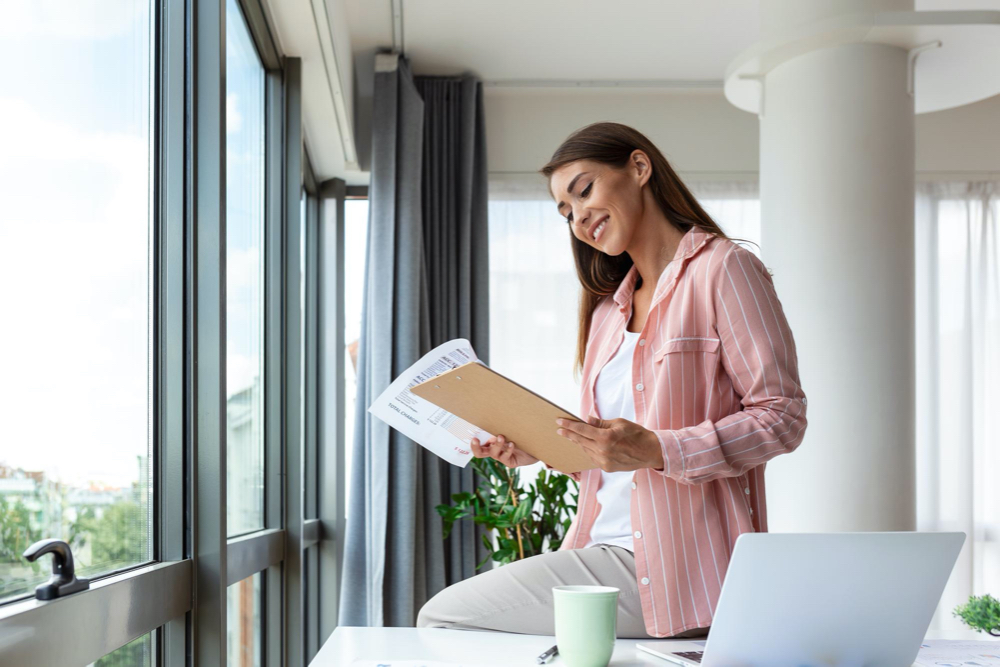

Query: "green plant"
<box><xmin>953</xmin><ymin>594</ymin><xmax>1000</xmax><ymax>636</ymax></box>
<box><xmin>0</xmin><ymin>496</ymin><xmax>41</xmax><ymax>569</ymax></box>
<box><xmin>436</xmin><ymin>457</ymin><xmax>579</xmax><ymax>569</ymax></box>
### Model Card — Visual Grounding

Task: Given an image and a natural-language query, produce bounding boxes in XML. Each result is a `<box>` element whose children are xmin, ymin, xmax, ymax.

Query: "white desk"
<box><xmin>311</xmin><ymin>627</ymin><xmax>680</xmax><ymax>666</ymax></box>
<box><xmin>312</xmin><ymin>627</ymin><xmax>941</xmax><ymax>666</ymax></box>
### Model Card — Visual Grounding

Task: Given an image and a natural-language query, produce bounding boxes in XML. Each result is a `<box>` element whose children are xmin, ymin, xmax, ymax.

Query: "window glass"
<box><xmin>227</xmin><ymin>571</ymin><xmax>262</xmax><ymax>666</ymax></box>
<box><xmin>226</xmin><ymin>0</ymin><xmax>266</xmax><ymax>537</ymax></box>
<box><xmin>0</xmin><ymin>0</ymin><xmax>153</xmax><ymax>601</ymax></box>
<box><xmin>301</xmin><ymin>190</ymin><xmax>315</xmax><ymax>519</ymax></box>
<box><xmin>343</xmin><ymin>198</ymin><xmax>369</xmax><ymax>519</ymax></box>
<box><xmin>300</xmin><ymin>190</ymin><xmax>308</xmax><ymax>508</ymax></box>
<box><xmin>89</xmin><ymin>632</ymin><xmax>153</xmax><ymax>667</ymax></box>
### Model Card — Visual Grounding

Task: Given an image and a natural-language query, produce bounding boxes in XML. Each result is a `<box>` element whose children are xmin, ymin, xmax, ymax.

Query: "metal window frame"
<box><xmin>301</xmin><ymin>154</ymin><xmax>322</xmax><ymax>661</ymax></box>
<box><xmin>188</xmin><ymin>0</ymin><xmax>229</xmax><ymax>661</ymax></box>
<box><xmin>262</xmin><ymin>60</ymin><xmax>287</xmax><ymax>667</ymax></box>
<box><xmin>0</xmin><ymin>562</ymin><xmax>192</xmax><ymax>665</ymax></box>
<box><xmin>318</xmin><ymin>177</ymin><xmax>349</xmax><ymax>646</ymax></box>
<box><xmin>227</xmin><ymin>529</ymin><xmax>286</xmax><ymax>586</ymax></box>
<box><xmin>222</xmin><ymin>2</ymin><xmax>288</xmax><ymax>667</ymax></box>
<box><xmin>282</xmin><ymin>55</ymin><xmax>306</xmax><ymax>667</ymax></box>
<box><xmin>159</xmin><ymin>0</ymin><xmax>188</xmax><ymax>661</ymax></box>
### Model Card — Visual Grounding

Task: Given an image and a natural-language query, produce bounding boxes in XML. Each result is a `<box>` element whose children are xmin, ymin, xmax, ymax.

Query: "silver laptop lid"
<box><xmin>702</xmin><ymin>532</ymin><xmax>965</xmax><ymax>667</ymax></box>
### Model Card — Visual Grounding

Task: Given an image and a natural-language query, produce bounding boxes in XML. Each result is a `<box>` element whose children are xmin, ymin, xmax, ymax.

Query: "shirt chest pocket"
<box><xmin>652</xmin><ymin>336</ymin><xmax>721</xmax><ymax>363</ymax></box>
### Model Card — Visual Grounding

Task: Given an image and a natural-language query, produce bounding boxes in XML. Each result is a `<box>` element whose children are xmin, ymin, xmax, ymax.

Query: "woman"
<box><xmin>416</xmin><ymin>122</ymin><xmax>807</xmax><ymax>639</ymax></box>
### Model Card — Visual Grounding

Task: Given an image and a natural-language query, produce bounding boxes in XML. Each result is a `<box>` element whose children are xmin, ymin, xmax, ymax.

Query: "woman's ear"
<box><xmin>629</xmin><ymin>149</ymin><xmax>652</xmax><ymax>188</ymax></box>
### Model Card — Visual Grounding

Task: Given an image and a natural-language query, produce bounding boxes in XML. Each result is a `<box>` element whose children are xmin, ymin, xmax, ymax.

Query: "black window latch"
<box><xmin>22</xmin><ymin>539</ymin><xmax>90</xmax><ymax>600</ymax></box>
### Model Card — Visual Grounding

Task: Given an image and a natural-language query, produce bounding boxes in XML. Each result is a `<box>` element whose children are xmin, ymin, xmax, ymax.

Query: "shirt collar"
<box><xmin>612</xmin><ymin>226</ymin><xmax>715</xmax><ymax>310</ymax></box>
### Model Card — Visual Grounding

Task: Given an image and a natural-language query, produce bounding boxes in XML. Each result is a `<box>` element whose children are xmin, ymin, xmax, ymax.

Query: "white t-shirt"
<box><xmin>584</xmin><ymin>329</ymin><xmax>641</xmax><ymax>552</ymax></box>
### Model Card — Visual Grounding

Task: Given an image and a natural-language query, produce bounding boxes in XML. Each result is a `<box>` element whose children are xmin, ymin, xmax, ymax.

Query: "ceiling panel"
<box><xmin>345</xmin><ymin>0</ymin><xmax>761</xmax><ymax>81</ymax></box>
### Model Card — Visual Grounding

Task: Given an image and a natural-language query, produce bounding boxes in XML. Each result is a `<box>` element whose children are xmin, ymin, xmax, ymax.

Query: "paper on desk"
<box><xmin>914</xmin><ymin>639</ymin><xmax>1000</xmax><ymax>666</ymax></box>
<box><xmin>368</xmin><ymin>338</ymin><xmax>493</xmax><ymax>467</ymax></box>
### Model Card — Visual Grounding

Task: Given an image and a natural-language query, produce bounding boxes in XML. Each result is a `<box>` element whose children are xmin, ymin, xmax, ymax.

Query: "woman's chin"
<box><xmin>596</xmin><ymin>236</ymin><xmax>624</xmax><ymax>256</ymax></box>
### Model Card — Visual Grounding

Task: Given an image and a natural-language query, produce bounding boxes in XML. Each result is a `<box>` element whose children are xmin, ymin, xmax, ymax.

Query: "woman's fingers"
<box><xmin>473</xmin><ymin>434</ymin><xmax>541</xmax><ymax>468</ymax></box>
<box><xmin>471</xmin><ymin>435</ymin><xmax>508</xmax><ymax>461</ymax></box>
<box><xmin>471</xmin><ymin>437</ymin><xmax>496</xmax><ymax>458</ymax></box>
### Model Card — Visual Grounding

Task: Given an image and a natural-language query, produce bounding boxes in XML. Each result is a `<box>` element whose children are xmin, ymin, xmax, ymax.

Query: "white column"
<box><xmin>759</xmin><ymin>36</ymin><xmax>916</xmax><ymax>532</ymax></box>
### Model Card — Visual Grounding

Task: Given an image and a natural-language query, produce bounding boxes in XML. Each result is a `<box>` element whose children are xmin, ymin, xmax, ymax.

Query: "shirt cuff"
<box><xmin>652</xmin><ymin>430</ymin><xmax>685</xmax><ymax>480</ymax></box>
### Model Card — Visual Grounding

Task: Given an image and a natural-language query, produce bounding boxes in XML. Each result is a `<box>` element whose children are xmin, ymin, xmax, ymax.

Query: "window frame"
<box><xmin>317</xmin><ymin>177</ymin><xmax>352</xmax><ymax>650</ymax></box>
<box><xmin>0</xmin><ymin>0</ymin><xmax>347</xmax><ymax>665</ymax></box>
<box><xmin>302</xmin><ymin>154</ymin><xmax>321</xmax><ymax>661</ymax></box>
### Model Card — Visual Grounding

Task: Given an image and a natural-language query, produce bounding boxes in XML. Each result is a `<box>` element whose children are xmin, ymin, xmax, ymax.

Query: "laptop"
<box><xmin>636</xmin><ymin>532</ymin><xmax>965</xmax><ymax>667</ymax></box>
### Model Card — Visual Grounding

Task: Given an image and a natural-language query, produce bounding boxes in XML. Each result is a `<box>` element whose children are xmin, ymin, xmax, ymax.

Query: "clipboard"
<box><xmin>409</xmin><ymin>361</ymin><xmax>598</xmax><ymax>473</ymax></box>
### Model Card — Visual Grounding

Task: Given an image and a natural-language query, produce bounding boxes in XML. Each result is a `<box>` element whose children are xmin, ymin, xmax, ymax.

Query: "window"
<box><xmin>90</xmin><ymin>632</ymin><xmax>153</xmax><ymax>667</ymax></box>
<box><xmin>916</xmin><ymin>182</ymin><xmax>1000</xmax><ymax>638</ymax></box>
<box><xmin>0</xmin><ymin>0</ymin><xmax>346</xmax><ymax>661</ymax></box>
<box><xmin>227</xmin><ymin>572</ymin><xmax>262</xmax><ymax>666</ymax></box>
<box><xmin>226</xmin><ymin>0</ymin><xmax>267</xmax><ymax>537</ymax></box>
<box><xmin>0</xmin><ymin>0</ymin><xmax>154</xmax><ymax>601</ymax></box>
<box><xmin>343</xmin><ymin>197</ymin><xmax>370</xmax><ymax>519</ymax></box>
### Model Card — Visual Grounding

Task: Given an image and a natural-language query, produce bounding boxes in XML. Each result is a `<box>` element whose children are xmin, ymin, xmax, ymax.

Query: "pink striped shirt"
<box><xmin>557</xmin><ymin>226</ymin><xmax>808</xmax><ymax>638</ymax></box>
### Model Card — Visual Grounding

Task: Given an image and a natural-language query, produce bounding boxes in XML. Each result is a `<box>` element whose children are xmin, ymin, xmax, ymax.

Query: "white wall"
<box><xmin>482</xmin><ymin>88</ymin><xmax>1000</xmax><ymax>180</ymax></box>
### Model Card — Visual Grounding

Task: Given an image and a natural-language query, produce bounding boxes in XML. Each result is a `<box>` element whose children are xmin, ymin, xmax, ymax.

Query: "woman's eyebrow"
<box><xmin>556</xmin><ymin>172</ymin><xmax>589</xmax><ymax>212</ymax></box>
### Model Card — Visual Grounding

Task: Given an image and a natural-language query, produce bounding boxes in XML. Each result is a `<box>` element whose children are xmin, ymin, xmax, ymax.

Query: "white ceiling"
<box><xmin>344</xmin><ymin>0</ymin><xmax>762</xmax><ymax>82</ymax></box>
<box><xmin>289</xmin><ymin>0</ymin><xmax>1000</xmax><ymax>181</ymax></box>
<box><xmin>343</xmin><ymin>0</ymin><xmax>1000</xmax><ymax>83</ymax></box>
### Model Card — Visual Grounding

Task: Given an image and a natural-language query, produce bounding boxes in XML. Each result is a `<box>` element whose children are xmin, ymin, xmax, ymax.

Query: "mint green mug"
<box><xmin>552</xmin><ymin>585</ymin><xmax>619</xmax><ymax>667</ymax></box>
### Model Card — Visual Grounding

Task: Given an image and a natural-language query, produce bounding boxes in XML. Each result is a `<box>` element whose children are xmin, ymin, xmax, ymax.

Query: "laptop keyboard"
<box><xmin>674</xmin><ymin>651</ymin><xmax>705</xmax><ymax>663</ymax></box>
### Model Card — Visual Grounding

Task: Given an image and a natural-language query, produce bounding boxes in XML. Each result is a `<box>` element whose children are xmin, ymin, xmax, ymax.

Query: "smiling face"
<box><xmin>549</xmin><ymin>152</ymin><xmax>651</xmax><ymax>257</ymax></box>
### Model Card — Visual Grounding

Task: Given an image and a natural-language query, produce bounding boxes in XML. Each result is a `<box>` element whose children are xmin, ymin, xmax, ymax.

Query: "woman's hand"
<box><xmin>470</xmin><ymin>434</ymin><xmax>539</xmax><ymax>469</ymax></box>
<box><xmin>555</xmin><ymin>416</ymin><xmax>665</xmax><ymax>472</ymax></box>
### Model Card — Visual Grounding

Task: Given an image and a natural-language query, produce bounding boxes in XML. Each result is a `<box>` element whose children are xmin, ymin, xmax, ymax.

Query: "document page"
<box><xmin>915</xmin><ymin>639</ymin><xmax>1000</xmax><ymax>665</ymax></box>
<box><xmin>368</xmin><ymin>338</ymin><xmax>493</xmax><ymax>467</ymax></box>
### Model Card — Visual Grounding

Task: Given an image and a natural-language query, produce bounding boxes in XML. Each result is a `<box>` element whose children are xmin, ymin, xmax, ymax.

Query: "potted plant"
<box><xmin>953</xmin><ymin>594</ymin><xmax>1000</xmax><ymax>636</ymax></box>
<box><xmin>436</xmin><ymin>456</ymin><xmax>579</xmax><ymax>569</ymax></box>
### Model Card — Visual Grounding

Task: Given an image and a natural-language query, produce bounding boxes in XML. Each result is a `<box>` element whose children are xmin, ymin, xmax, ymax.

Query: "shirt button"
<box><xmin>634</xmin><ymin>531</ymin><xmax>642</xmax><ymax>539</ymax></box>
<box><xmin>631</xmin><ymin>482</ymin><xmax>637</xmax><ymax>490</ymax></box>
<box><xmin>745</xmin><ymin>487</ymin><xmax>751</xmax><ymax>495</ymax></box>
<box><xmin>802</xmin><ymin>397</ymin><xmax>808</xmax><ymax>405</ymax></box>
<box><xmin>638</xmin><ymin>339</ymin><xmax>646</xmax><ymax>346</ymax></box>
<box><xmin>636</xmin><ymin>383</ymin><xmax>644</xmax><ymax>391</ymax></box>
<box><xmin>641</xmin><ymin>577</ymin><xmax>650</xmax><ymax>585</ymax></box>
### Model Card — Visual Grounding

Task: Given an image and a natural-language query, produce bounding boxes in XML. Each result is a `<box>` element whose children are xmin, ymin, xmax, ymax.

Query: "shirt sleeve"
<box><xmin>650</xmin><ymin>244</ymin><xmax>808</xmax><ymax>484</ymax></box>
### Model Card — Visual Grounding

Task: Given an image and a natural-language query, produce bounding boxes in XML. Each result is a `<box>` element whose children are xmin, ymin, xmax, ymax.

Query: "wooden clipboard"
<box><xmin>409</xmin><ymin>361</ymin><xmax>597</xmax><ymax>473</ymax></box>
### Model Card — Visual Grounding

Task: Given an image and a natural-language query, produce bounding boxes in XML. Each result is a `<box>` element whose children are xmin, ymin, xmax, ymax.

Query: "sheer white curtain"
<box><xmin>916</xmin><ymin>181</ymin><xmax>1000</xmax><ymax>639</ymax></box>
<box><xmin>687</xmin><ymin>180</ymin><xmax>761</xmax><ymax>254</ymax></box>
<box><xmin>487</xmin><ymin>176</ymin><xmax>760</xmax><ymax>483</ymax></box>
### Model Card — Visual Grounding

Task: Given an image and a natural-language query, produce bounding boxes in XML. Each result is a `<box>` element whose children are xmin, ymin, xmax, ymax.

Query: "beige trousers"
<box><xmin>416</xmin><ymin>544</ymin><xmax>710</xmax><ymax>639</ymax></box>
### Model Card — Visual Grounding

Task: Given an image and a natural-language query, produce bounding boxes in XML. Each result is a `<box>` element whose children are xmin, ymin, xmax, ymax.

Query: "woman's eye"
<box><xmin>563</xmin><ymin>183</ymin><xmax>592</xmax><ymax>223</ymax></box>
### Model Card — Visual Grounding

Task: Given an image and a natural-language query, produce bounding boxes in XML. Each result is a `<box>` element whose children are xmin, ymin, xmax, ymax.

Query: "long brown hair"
<box><xmin>539</xmin><ymin>122</ymin><xmax>739</xmax><ymax>376</ymax></box>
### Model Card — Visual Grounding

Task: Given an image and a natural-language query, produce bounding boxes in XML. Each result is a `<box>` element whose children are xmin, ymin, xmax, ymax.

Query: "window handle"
<box><xmin>22</xmin><ymin>538</ymin><xmax>90</xmax><ymax>600</ymax></box>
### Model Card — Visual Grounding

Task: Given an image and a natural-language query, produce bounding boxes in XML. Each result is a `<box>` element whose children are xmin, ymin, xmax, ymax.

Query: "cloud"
<box><xmin>0</xmin><ymin>97</ymin><xmax>151</xmax><ymax>489</ymax></box>
<box><xmin>227</xmin><ymin>93</ymin><xmax>243</xmax><ymax>134</ymax></box>
<box><xmin>0</xmin><ymin>0</ymin><xmax>146</xmax><ymax>40</ymax></box>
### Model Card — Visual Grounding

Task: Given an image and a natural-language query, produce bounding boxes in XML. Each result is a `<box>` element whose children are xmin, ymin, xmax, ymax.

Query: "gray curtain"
<box><xmin>339</xmin><ymin>52</ymin><xmax>490</xmax><ymax>628</ymax></box>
